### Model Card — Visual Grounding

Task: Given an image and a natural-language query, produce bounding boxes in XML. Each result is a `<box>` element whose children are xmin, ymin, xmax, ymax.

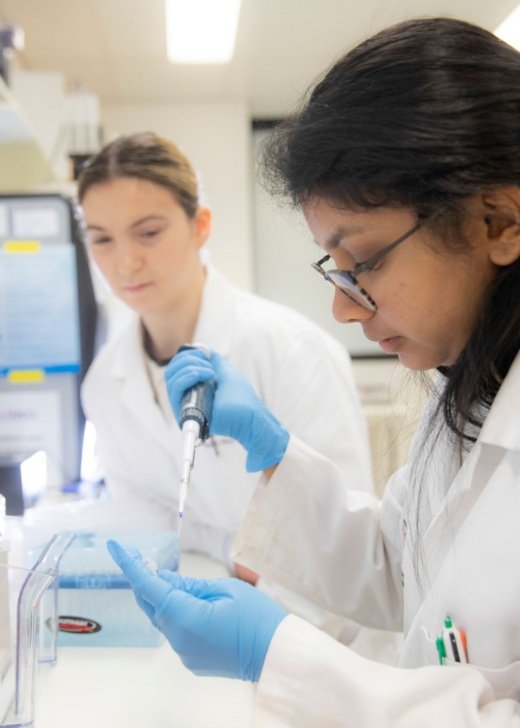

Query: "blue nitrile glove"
<box><xmin>107</xmin><ymin>539</ymin><xmax>287</xmax><ymax>681</ymax></box>
<box><xmin>165</xmin><ymin>348</ymin><xmax>289</xmax><ymax>472</ymax></box>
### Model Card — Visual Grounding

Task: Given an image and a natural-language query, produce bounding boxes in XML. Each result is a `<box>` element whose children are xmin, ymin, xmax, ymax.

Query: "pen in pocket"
<box><xmin>436</xmin><ymin>616</ymin><xmax>468</xmax><ymax>664</ymax></box>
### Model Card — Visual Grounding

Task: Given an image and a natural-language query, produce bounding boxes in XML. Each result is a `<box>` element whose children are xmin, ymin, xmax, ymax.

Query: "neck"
<box><xmin>142</xmin><ymin>266</ymin><xmax>206</xmax><ymax>363</ymax></box>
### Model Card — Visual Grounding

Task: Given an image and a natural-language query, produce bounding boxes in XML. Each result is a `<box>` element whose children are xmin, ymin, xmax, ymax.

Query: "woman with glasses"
<box><xmin>108</xmin><ymin>18</ymin><xmax>520</xmax><ymax>727</ymax></box>
<box><xmin>78</xmin><ymin>131</ymin><xmax>373</xmax><ymax>633</ymax></box>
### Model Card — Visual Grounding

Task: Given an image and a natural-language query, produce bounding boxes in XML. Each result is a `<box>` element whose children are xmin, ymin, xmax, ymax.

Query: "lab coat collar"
<box><xmin>191</xmin><ymin>265</ymin><xmax>236</xmax><ymax>356</ymax></box>
<box><xmin>106</xmin><ymin>265</ymin><xmax>239</xmax><ymax>451</ymax></box>
<box><xmin>479</xmin><ymin>351</ymin><xmax>520</xmax><ymax>451</ymax></box>
<box><xmin>110</xmin><ymin>315</ymin><xmax>175</xmax><ymax>451</ymax></box>
<box><xmin>110</xmin><ymin>314</ymin><xmax>143</xmax><ymax>380</ymax></box>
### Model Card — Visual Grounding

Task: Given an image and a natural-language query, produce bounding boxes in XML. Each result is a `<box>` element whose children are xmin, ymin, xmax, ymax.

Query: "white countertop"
<box><xmin>35</xmin><ymin>551</ymin><xmax>255</xmax><ymax>728</ymax></box>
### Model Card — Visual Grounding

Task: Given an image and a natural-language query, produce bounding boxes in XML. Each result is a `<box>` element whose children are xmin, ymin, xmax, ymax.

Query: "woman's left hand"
<box><xmin>107</xmin><ymin>539</ymin><xmax>287</xmax><ymax>682</ymax></box>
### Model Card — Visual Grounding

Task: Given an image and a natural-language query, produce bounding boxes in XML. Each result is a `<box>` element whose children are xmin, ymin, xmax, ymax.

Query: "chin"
<box><xmin>396</xmin><ymin>350</ymin><xmax>445</xmax><ymax>372</ymax></box>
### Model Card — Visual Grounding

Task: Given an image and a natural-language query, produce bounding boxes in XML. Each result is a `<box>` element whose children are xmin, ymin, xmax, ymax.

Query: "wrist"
<box><xmin>245</xmin><ymin>416</ymin><xmax>289</xmax><ymax>473</ymax></box>
<box><xmin>234</xmin><ymin>562</ymin><xmax>259</xmax><ymax>585</ymax></box>
<box><xmin>249</xmin><ymin>608</ymin><xmax>288</xmax><ymax>683</ymax></box>
<box><xmin>263</xmin><ymin>464</ymin><xmax>278</xmax><ymax>480</ymax></box>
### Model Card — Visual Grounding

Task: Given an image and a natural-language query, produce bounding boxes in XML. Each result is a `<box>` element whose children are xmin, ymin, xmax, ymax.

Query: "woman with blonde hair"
<box><xmin>79</xmin><ymin>131</ymin><xmax>372</xmax><ymax>628</ymax></box>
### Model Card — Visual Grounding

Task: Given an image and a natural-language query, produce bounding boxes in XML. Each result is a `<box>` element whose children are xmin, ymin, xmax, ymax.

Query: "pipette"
<box><xmin>177</xmin><ymin>345</ymin><xmax>216</xmax><ymax>534</ymax></box>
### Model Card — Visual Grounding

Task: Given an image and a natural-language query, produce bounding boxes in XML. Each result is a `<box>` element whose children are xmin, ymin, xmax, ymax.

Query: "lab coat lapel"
<box><xmin>110</xmin><ymin>317</ymin><xmax>176</xmax><ymax>452</ymax></box>
<box><xmin>191</xmin><ymin>266</ymin><xmax>236</xmax><ymax>355</ymax></box>
<box><xmin>420</xmin><ymin>352</ymin><xmax>520</xmax><ymax>564</ymax></box>
<box><xmin>402</xmin><ymin>355</ymin><xmax>520</xmax><ymax>637</ymax></box>
<box><xmin>107</xmin><ymin>268</ymin><xmax>239</xmax><ymax>455</ymax></box>
<box><xmin>479</xmin><ymin>351</ymin><xmax>520</xmax><ymax>451</ymax></box>
<box><xmin>402</xmin><ymin>441</ymin><xmax>509</xmax><ymax>666</ymax></box>
<box><xmin>419</xmin><ymin>442</ymin><xmax>504</xmax><ymax>584</ymax></box>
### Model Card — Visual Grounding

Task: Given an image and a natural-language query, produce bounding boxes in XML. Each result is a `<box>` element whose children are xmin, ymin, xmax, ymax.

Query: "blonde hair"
<box><xmin>77</xmin><ymin>131</ymin><xmax>199</xmax><ymax>217</ymax></box>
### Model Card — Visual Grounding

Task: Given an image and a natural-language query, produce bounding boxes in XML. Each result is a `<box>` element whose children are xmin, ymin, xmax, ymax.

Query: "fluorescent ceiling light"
<box><xmin>165</xmin><ymin>0</ymin><xmax>241</xmax><ymax>64</ymax></box>
<box><xmin>495</xmin><ymin>3</ymin><xmax>520</xmax><ymax>50</ymax></box>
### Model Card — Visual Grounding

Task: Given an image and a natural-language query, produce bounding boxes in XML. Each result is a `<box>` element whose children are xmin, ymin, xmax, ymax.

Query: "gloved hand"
<box><xmin>107</xmin><ymin>539</ymin><xmax>287</xmax><ymax>682</ymax></box>
<box><xmin>165</xmin><ymin>348</ymin><xmax>289</xmax><ymax>472</ymax></box>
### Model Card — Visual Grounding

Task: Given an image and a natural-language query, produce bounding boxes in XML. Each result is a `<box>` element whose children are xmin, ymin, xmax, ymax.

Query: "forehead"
<box><xmin>81</xmin><ymin>177</ymin><xmax>181</xmax><ymax>225</ymax></box>
<box><xmin>83</xmin><ymin>176</ymin><xmax>172</xmax><ymax>204</ymax></box>
<box><xmin>302</xmin><ymin>198</ymin><xmax>415</xmax><ymax>249</ymax></box>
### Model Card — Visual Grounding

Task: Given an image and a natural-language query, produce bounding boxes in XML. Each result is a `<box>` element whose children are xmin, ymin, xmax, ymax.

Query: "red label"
<box><xmin>58</xmin><ymin>615</ymin><xmax>102</xmax><ymax>634</ymax></box>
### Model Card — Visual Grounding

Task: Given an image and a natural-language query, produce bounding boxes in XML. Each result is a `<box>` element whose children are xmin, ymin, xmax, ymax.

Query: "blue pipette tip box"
<box><xmin>47</xmin><ymin>530</ymin><xmax>179</xmax><ymax>647</ymax></box>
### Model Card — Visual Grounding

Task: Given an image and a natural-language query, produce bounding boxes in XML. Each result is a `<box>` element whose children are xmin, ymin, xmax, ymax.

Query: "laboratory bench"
<box><xmin>35</xmin><ymin>551</ymin><xmax>255</xmax><ymax>728</ymax></box>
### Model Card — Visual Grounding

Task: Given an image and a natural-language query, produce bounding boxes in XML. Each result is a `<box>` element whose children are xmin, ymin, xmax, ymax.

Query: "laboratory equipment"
<box><xmin>53</xmin><ymin>530</ymin><xmax>179</xmax><ymax>647</ymax></box>
<box><xmin>177</xmin><ymin>345</ymin><xmax>216</xmax><ymax>529</ymax></box>
<box><xmin>0</xmin><ymin>530</ymin><xmax>72</xmax><ymax>728</ymax></box>
<box><xmin>0</xmin><ymin>193</ymin><xmax>97</xmax><ymax>503</ymax></box>
<box><xmin>167</xmin><ymin>348</ymin><xmax>288</xmax><ymax>474</ymax></box>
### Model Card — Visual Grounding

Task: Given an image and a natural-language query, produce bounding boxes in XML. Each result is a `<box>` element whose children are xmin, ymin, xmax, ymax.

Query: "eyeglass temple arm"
<box><xmin>354</xmin><ymin>219</ymin><xmax>424</xmax><ymax>275</ymax></box>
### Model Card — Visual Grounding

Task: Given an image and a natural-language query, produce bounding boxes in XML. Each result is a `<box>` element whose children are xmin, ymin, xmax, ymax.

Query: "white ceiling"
<box><xmin>0</xmin><ymin>0</ymin><xmax>518</xmax><ymax>118</ymax></box>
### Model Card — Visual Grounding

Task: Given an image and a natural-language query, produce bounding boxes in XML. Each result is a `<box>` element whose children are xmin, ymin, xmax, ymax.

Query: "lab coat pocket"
<box><xmin>443</xmin><ymin>657</ymin><xmax>520</xmax><ymax>700</ymax></box>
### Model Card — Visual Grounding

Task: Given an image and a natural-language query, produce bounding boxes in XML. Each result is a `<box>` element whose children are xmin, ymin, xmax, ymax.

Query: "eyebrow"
<box><xmin>321</xmin><ymin>224</ymin><xmax>367</xmax><ymax>251</ymax></box>
<box><xmin>86</xmin><ymin>215</ymin><xmax>166</xmax><ymax>232</ymax></box>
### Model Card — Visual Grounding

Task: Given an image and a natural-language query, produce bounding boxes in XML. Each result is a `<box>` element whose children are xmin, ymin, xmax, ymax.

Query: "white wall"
<box><xmin>101</xmin><ymin>101</ymin><xmax>254</xmax><ymax>291</ymax></box>
<box><xmin>10</xmin><ymin>69</ymin><xmax>69</xmax><ymax>181</ymax></box>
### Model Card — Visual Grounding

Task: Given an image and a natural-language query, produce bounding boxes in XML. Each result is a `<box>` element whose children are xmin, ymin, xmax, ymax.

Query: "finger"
<box><xmin>165</xmin><ymin>351</ymin><xmax>214</xmax><ymax>381</ymax></box>
<box><xmin>158</xmin><ymin>571</ymin><xmax>239</xmax><ymax>600</ymax></box>
<box><xmin>165</xmin><ymin>368</ymin><xmax>215</xmax><ymax>417</ymax></box>
<box><xmin>107</xmin><ymin>539</ymin><xmax>172</xmax><ymax>604</ymax></box>
<box><xmin>134</xmin><ymin>592</ymin><xmax>157</xmax><ymax>623</ymax></box>
<box><xmin>152</xmin><ymin>584</ymin><xmax>212</xmax><ymax>632</ymax></box>
<box><xmin>165</xmin><ymin>368</ymin><xmax>214</xmax><ymax>397</ymax></box>
<box><xmin>156</xmin><ymin>570</ymin><xmax>214</xmax><ymax>593</ymax></box>
<box><xmin>107</xmin><ymin>539</ymin><xmax>145</xmax><ymax>573</ymax></box>
<box><xmin>209</xmin><ymin>350</ymin><xmax>228</xmax><ymax>376</ymax></box>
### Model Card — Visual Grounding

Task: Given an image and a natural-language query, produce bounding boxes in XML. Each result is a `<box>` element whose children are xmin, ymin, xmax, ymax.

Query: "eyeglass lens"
<box><xmin>326</xmin><ymin>271</ymin><xmax>374</xmax><ymax>308</ymax></box>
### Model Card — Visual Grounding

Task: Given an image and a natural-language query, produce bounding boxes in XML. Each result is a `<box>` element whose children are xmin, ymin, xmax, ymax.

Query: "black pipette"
<box><xmin>177</xmin><ymin>345</ymin><xmax>216</xmax><ymax>532</ymax></box>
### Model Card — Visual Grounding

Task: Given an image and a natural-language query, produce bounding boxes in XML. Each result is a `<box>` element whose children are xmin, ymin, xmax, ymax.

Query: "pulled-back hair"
<box><xmin>263</xmin><ymin>17</ymin><xmax>520</xmax><ymax>449</ymax></box>
<box><xmin>77</xmin><ymin>131</ymin><xmax>199</xmax><ymax>218</ymax></box>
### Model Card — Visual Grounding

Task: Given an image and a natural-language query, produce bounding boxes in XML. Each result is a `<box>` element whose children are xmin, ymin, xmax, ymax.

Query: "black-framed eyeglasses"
<box><xmin>311</xmin><ymin>214</ymin><xmax>433</xmax><ymax>312</ymax></box>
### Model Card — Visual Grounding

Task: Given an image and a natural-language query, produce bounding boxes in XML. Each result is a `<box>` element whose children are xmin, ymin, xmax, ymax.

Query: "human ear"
<box><xmin>193</xmin><ymin>206</ymin><xmax>212</xmax><ymax>248</ymax></box>
<box><xmin>481</xmin><ymin>188</ymin><xmax>520</xmax><ymax>266</ymax></box>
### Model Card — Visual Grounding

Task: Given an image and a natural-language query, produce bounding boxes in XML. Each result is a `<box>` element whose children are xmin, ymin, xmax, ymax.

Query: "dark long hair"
<box><xmin>263</xmin><ymin>17</ymin><xmax>520</xmax><ymax>451</ymax></box>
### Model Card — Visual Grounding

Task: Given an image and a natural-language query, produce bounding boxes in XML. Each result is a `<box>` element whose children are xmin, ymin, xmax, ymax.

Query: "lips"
<box><xmin>123</xmin><ymin>282</ymin><xmax>152</xmax><ymax>293</ymax></box>
<box><xmin>378</xmin><ymin>336</ymin><xmax>402</xmax><ymax>354</ymax></box>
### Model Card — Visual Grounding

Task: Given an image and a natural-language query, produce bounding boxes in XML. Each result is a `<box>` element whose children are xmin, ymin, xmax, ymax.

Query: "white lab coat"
<box><xmin>232</xmin><ymin>353</ymin><xmax>520</xmax><ymax>726</ymax></box>
<box><xmin>82</xmin><ymin>266</ymin><xmax>373</xmax><ymax>632</ymax></box>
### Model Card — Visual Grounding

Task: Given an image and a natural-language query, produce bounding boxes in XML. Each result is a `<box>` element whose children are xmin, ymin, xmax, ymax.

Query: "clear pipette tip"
<box><xmin>177</xmin><ymin>470</ymin><xmax>190</xmax><ymax>537</ymax></box>
<box><xmin>177</xmin><ymin>420</ymin><xmax>198</xmax><ymax>539</ymax></box>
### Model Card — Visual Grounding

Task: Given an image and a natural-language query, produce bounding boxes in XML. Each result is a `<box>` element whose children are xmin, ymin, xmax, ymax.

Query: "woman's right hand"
<box><xmin>165</xmin><ymin>348</ymin><xmax>289</xmax><ymax>472</ymax></box>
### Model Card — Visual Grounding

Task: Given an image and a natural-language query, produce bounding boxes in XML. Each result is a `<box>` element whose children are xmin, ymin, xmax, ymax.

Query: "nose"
<box><xmin>332</xmin><ymin>288</ymin><xmax>375</xmax><ymax>324</ymax></box>
<box><xmin>116</xmin><ymin>241</ymin><xmax>143</xmax><ymax>275</ymax></box>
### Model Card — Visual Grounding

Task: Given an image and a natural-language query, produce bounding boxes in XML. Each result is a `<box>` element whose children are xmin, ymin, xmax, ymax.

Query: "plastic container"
<box><xmin>0</xmin><ymin>531</ymin><xmax>73</xmax><ymax>728</ymax></box>
<box><xmin>52</xmin><ymin>530</ymin><xmax>179</xmax><ymax>647</ymax></box>
<box><xmin>3</xmin><ymin>517</ymin><xmax>75</xmax><ymax>667</ymax></box>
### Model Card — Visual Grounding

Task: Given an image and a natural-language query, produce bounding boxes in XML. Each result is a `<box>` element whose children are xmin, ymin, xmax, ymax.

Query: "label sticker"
<box><xmin>58</xmin><ymin>615</ymin><xmax>102</xmax><ymax>634</ymax></box>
